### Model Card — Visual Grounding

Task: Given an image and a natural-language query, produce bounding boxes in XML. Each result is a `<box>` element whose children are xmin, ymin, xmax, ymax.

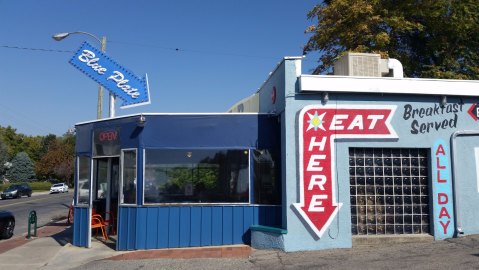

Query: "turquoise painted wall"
<box><xmin>254</xmin><ymin>57</ymin><xmax>479</xmax><ymax>251</ymax></box>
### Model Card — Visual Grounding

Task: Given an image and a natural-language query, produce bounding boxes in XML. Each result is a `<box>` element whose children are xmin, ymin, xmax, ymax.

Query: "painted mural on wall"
<box><xmin>467</xmin><ymin>103</ymin><xmax>479</xmax><ymax>121</ymax></box>
<box><xmin>294</xmin><ymin>105</ymin><xmax>398</xmax><ymax>238</ymax></box>
<box><xmin>432</xmin><ymin>140</ymin><xmax>454</xmax><ymax>239</ymax></box>
<box><xmin>402</xmin><ymin>102</ymin><xmax>464</xmax><ymax>135</ymax></box>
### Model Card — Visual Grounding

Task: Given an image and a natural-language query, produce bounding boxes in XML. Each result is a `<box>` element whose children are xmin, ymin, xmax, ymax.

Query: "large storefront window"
<box><xmin>77</xmin><ymin>156</ymin><xmax>91</xmax><ymax>205</ymax></box>
<box><xmin>253</xmin><ymin>150</ymin><xmax>280</xmax><ymax>205</ymax></box>
<box><xmin>144</xmin><ymin>149</ymin><xmax>249</xmax><ymax>204</ymax></box>
<box><xmin>121</xmin><ymin>149</ymin><xmax>137</xmax><ymax>205</ymax></box>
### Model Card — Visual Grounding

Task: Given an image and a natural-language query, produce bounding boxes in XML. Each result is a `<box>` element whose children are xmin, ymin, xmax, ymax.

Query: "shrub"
<box><xmin>0</xmin><ymin>181</ymin><xmax>53</xmax><ymax>192</ymax></box>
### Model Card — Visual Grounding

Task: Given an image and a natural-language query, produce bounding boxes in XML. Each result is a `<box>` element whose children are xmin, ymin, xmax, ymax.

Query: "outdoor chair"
<box><xmin>91</xmin><ymin>214</ymin><xmax>108</xmax><ymax>241</ymax></box>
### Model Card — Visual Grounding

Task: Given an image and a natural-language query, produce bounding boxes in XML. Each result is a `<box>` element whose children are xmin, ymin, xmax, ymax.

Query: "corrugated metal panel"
<box><xmin>211</xmin><ymin>207</ymin><xmax>223</xmax><ymax>245</ymax></box>
<box><xmin>129</xmin><ymin>208</ymin><xmax>137</xmax><ymax>249</ymax></box>
<box><xmin>136</xmin><ymin>208</ymin><xmax>148</xmax><ymax>249</ymax></box>
<box><xmin>72</xmin><ymin>207</ymin><xmax>89</xmax><ymax>247</ymax></box>
<box><xmin>169</xmin><ymin>207</ymin><xmax>180</xmax><ymax>247</ymax></box>
<box><xmin>146</xmin><ymin>208</ymin><xmax>158</xmax><ymax>249</ymax></box>
<box><xmin>233</xmin><ymin>207</ymin><xmax>244</xmax><ymax>243</ymax></box>
<box><xmin>179</xmin><ymin>207</ymin><xmax>191</xmax><ymax>246</ymax></box>
<box><xmin>222</xmin><ymin>206</ymin><xmax>233</xmax><ymax>245</ymax></box>
<box><xmin>117</xmin><ymin>205</ymin><xmax>281</xmax><ymax>250</ymax></box>
<box><xmin>243</xmin><ymin>207</ymin><xmax>254</xmax><ymax>243</ymax></box>
<box><xmin>200</xmin><ymin>207</ymin><xmax>212</xmax><ymax>246</ymax></box>
<box><xmin>158</xmin><ymin>208</ymin><xmax>169</xmax><ymax>248</ymax></box>
<box><xmin>190</xmin><ymin>208</ymin><xmax>201</xmax><ymax>247</ymax></box>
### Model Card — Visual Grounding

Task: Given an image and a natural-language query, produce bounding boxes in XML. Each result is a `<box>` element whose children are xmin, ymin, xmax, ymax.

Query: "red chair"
<box><xmin>67</xmin><ymin>203</ymin><xmax>74</xmax><ymax>225</ymax></box>
<box><xmin>103</xmin><ymin>211</ymin><xmax>116</xmax><ymax>235</ymax></box>
<box><xmin>91</xmin><ymin>214</ymin><xmax>108</xmax><ymax>240</ymax></box>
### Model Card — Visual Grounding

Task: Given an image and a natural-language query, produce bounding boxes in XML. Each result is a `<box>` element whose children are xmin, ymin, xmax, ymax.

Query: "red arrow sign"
<box><xmin>467</xmin><ymin>103</ymin><xmax>479</xmax><ymax>121</ymax></box>
<box><xmin>293</xmin><ymin>105</ymin><xmax>397</xmax><ymax>238</ymax></box>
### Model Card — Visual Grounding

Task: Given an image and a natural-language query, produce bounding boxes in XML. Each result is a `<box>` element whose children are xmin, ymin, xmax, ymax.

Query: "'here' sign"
<box><xmin>293</xmin><ymin>105</ymin><xmax>397</xmax><ymax>239</ymax></box>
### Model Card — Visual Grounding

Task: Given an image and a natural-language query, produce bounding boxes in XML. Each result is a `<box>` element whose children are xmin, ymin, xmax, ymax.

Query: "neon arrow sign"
<box><xmin>293</xmin><ymin>105</ymin><xmax>397</xmax><ymax>238</ymax></box>
<box><xmin>70</xmin><ymin>42</ymin><xmax>150</xmax><ymax>108</ymax></box>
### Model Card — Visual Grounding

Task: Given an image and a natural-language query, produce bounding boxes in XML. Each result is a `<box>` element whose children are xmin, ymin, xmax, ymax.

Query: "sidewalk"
<box><xmin>4</xmin><ymin>219</ymin><xmax>479</xmax><ymax>270</ymax></box>
<box><xmin>0</xmin><ymin>221</ymin><xmax>118</xmax><ymax>270</ymax></box>
<box><xmin>0</xmin><ymin>221</ymin><xmax>251</xmax><ymax>270</ymax></box>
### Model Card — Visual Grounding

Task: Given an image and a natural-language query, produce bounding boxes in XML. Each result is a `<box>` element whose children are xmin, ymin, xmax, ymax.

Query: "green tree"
<box><xmin>39</xmin><ymin>134</ymin><xmax>57</xmax><ymax>157</ymax></box>
<box><xmin>0</xmin><ymin>126</ymin><xmax>25</xmax><ymax>159</ymax></box>
<box><xmin>23</xmin><ymin>136</ymin><xmax>43</xmax><ymax>162</ymax></box>
<box><xmin>0</xmin><ymin>126</ymin><xmax>43</xmax><ymax>162</ymax></box>
<box><xmin>7</xmin><ymin>152</ymin><xmax>35</xmax><ymax>182</ymax></box>
<box><xmin>303</xmin><ymin>0</ymin><xmax>479</xmax><ymax>79</ymax></box>
<box><xmin>35</xmin><ymin>134</ymin><xmax>75</xmax><ymax>185</ymax></box>
<box><xmin>0</xmin><ymin>138</ymin><xmax>8</xmax><ymax>178</ymax></box>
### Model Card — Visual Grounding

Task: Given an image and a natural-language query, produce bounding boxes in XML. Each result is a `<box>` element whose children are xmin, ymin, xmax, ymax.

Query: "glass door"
<box><xmin>92</xmin><ymin>157</ymin><xmax>120</xmax><ymax>241</ymax></box>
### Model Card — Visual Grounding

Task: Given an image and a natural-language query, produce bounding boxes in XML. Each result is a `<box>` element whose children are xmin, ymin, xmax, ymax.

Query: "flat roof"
<box><xmin>300</xmin><ymin>75</ymin><xmax>479</xmax><ymax>96</ymax></box>
<box><xmin>75</xmin><ymin>112</ymin><xmax>273</xmax><ymax>126</ymax></box>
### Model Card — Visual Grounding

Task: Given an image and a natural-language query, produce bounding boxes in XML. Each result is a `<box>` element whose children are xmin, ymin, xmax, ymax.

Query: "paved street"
<box><xmin>66</xmin><ymin>236</ymin><xmax>479</xmax><ymax>270</ymax></box>
<box><xmin>0</xmin><ymin>191</ymin><xmax>72</xmax><ymax>236</ymax></box>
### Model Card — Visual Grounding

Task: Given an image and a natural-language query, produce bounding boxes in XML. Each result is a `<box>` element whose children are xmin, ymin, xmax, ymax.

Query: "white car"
<box><xmin>50</xmin><ymin>183</ymin><xmax>69</xmax><ymax>193</ymax></box>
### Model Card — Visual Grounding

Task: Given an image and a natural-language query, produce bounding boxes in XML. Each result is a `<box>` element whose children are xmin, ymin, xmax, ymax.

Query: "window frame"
<box><xmin>120</xmin><ymin>148</ymin><xmax>138</xmax><ymax>206</ymax></box>
<box><xmin>76</xmin><ymin>155</ymin><xmax>92</xmax><ymax>207</ymax></box>
<box><xmin>142</xmin><ymin>148</ymin><xmax>252</xmax><ymax>206</ymax></box>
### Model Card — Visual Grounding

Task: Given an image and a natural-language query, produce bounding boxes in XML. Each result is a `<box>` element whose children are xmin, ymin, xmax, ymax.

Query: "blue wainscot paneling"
<box><xmin>117</xmin><ymin>205</ymin><xmax>281</xmax><ymax>251</ymax></box>
<box><xmin>72</xmin><ymin>207</ymin><xmax>90</xmax><ymax>247</ymax></box>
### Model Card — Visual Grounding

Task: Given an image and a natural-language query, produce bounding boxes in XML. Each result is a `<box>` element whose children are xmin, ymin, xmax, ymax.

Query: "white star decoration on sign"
<box><xmin>306</xmin><ymin>111</ymin><xmax>326</xmax><ymax>132</ymax></box>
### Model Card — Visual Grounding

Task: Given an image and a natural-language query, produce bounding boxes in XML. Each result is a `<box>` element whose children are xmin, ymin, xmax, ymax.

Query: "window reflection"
<box><xmin>253</xmin><ymin>150</ymin><xmax>279</xmax><ymax>204</ymax></box>
<box><xmin>145</xmin><ymin>149</ymin><xmax>249</xmax><ymax>203</ymax></box>
<box><xmin>93</xmin><ymin>159</ymin><xmax>108</xmax><ymax>200</ymax></box>
<box><xmin>77</xmin><ymin>156</ymin><xmax>91</xmax><ymax>205</ymax></box>
<box><xmin>121</xmin><ymin>150</ymin><xmax>137</xmax><ymax>204</ymax></box>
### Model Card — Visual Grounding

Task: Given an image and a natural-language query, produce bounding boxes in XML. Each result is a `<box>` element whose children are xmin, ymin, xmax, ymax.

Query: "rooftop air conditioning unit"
<box><xmin>333</xmin><ymin>52</ymin><xmax>390</xmax><ymax>77</ymax></box>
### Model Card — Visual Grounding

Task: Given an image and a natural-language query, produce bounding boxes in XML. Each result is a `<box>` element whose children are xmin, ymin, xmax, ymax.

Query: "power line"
<box><xmin>1</xmin><ymin>42</ymin><xmax>282</xmax><ymax>60</ymax></box>
<box><xmin>0</xmin><ymin>45</ymin><xmax>74</xmax><ymax>53</ymax></box>
<box><xmin>109</xmin><ymin>40</ymin><xmax>278</xmax><ymax>60</ymax></box>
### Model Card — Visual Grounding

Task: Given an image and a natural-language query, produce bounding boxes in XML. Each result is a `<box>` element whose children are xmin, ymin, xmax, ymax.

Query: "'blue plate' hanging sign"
<box><xmin>70</xmin><ymin>41</ymin><xmax>150</xmax><ymax>108</ymax></box>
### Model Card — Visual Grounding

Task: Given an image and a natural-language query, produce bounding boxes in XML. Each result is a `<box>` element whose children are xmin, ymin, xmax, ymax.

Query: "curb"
<box><xmin>107</xmin><ymin>245</ymin><xmax>252</xmax><ymax>260</ymax></box>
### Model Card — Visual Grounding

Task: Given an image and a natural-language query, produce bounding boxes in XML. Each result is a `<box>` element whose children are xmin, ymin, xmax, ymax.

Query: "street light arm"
<box><xmin>52</xmin><ymin>30</ymin><xmax>108</xmax><ymax>119</ymax></box>
<box><xmin>52</xmin><ymin>31</ymin><xmax>102</xmax><ymax>45</ymax></box>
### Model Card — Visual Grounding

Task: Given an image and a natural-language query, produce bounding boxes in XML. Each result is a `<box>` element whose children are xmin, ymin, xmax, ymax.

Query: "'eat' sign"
<box><xmin>293</xmin><ymin>105</ymin><xmax>397</xmax><ymax>239</ymax></box>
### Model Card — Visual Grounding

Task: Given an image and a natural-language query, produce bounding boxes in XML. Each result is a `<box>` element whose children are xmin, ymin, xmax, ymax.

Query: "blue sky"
<box><xmin>0</xmin><ymin>0</ymin><xmax>320</xmax><ymax>136</ymax></box>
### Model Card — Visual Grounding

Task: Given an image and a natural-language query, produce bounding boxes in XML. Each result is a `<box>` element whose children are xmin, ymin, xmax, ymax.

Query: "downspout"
<box><xmin>388</xmin><ymin>58</ymin><xmax>404</xmax><ymax>78</ymax></box>
<box><xmin>450</xmin><ymin>130</ymin><xmax>479</xmax><ymax>236</ymax></box>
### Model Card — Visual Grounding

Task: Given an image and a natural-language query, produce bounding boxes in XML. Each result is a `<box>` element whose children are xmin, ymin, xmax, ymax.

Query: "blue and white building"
<box><xmin>73</xmin><ymin>53</ymin><xmax>479</xmax><ymax>252</ymax></box>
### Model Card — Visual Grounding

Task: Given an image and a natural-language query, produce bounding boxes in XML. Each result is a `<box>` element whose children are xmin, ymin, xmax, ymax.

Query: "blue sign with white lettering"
<box><xmin>69</xmin><ymin>42</ymin><xmax>150</xmax><ymax>108</ymax></box>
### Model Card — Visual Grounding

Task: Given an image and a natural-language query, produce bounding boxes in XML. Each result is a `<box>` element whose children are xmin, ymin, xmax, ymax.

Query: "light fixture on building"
<box><xmin>322</xmin><ymin>92</ymin><xmax>329</xmax><ymax>104</ymax></box>
<box><xmin>440</xmin><ymin>95</ymin><xmax>447</xmax><ymax>107</ymax></box>
<box><xmin>186</xmin><ymin>152</ymin><xmax>192</xmax><ymax>158</ymax></box>
<box><xmin>137</xmin><ymin>114</ymin><xmax>146</xmax><ymax>127</ymax></box>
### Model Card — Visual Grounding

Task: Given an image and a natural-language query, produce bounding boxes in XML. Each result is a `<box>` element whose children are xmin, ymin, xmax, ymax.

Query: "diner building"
<box><xmin>73</xmin><ymin>53</ymin><xmax>479</xmax><ymax>252</ymax></box>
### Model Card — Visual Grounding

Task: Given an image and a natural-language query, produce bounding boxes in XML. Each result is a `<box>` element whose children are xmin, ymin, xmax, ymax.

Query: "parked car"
<box><xmin>0</xmin><ymin>210</ymin><xmax>15</xmax><ymax>239</ymax></box>
<box><xmin>0</xmin><ymin>183</ymin><xmax>32</xmax><ymax>199</ymax></box>
<box><xmin>50</xmin><ymin>183</ymin><xmax>69</xmax><ymax>193</ymax></box>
